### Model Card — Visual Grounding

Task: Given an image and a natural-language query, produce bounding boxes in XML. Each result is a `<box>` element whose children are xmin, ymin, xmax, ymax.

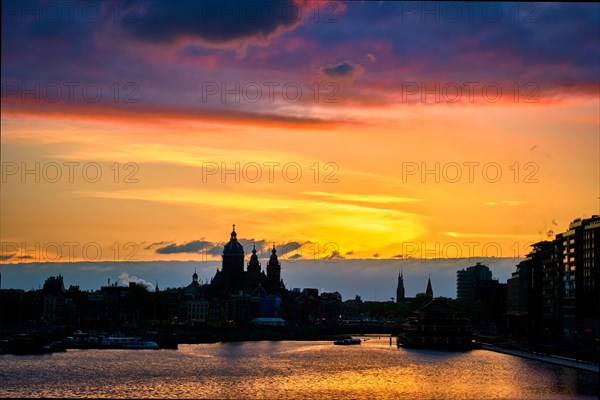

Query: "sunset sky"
<box><xmin>1</xmin><ymin>1</ymin><xmax>599</xmax><ymax>296</ymax></box>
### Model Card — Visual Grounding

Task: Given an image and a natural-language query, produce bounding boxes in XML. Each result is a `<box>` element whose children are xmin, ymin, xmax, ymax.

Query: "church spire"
<box><xmin>396</xmin><ymin>267</ymin><xmax>405</xmax><ymax>303</ymax></box>
<box><xmin>426</xmin><ymin>274</ymin><xmax>433</xmax><ymax>297</ymax></box>
<box><xmin>192</xmin><ymin>268</ymin><xmax>199</xmax><ymax>286</ymax></box>
<box><xmin>267</xmin><ymin>243</ymin><xmax>281</xmax><ymax>293</ymax></box>
<box><xmin>247</xmin><ymin>243</ymin><xmax>261</xmax><ymax>273</ymax></box>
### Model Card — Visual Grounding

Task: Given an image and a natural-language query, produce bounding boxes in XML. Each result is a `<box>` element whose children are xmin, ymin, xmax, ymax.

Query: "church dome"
<box><xmin>223</xmin><ymin>224</ymin><xmax>244</xmax><ymax>256</ymax></box>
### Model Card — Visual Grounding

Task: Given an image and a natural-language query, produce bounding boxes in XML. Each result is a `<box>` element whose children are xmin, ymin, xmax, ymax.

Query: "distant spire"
<box><xmin>426</xmin><ymin>275</ymin><xmax>433</xmax><ymax>297</ymax></box>
<box><xmin>396</xmin><ymin>267</ymin><xmax>405</xmax><ymax>303</ymax></box>
<box><xmin>248</xmin><ymin>242</ymin><xmax>261</xmax><ymax>273</ymax></box>
<box><xmin>267</xmin><ymin>242</ymin><xmax>281</xmax><ymax>292</ymax></box>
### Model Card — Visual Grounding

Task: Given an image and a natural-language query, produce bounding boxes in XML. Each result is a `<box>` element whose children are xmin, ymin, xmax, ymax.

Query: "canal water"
<box><xmin>0</xmin><ymin>337</ymin><xmax>597</xmax><ymax>399</ymax></box>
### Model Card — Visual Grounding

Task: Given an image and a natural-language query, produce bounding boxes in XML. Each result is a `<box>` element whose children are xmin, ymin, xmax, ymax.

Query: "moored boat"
<box><xmin>333</xmin><ymin>338</ymin><xmax>361</xmax><ymax>345</ymax></box>
<box><xmin>100</xmin><ymin>336</ymin><xmax>159</xmax><ymax>350</ymax></box>
<box><xmin>3</xmin><ymin>334</ymin><xmax>66</xmax><ymax>354</ymax></box>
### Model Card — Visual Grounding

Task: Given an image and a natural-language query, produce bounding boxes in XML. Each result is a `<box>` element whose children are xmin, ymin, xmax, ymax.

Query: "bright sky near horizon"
<box><xmin>1</xmin><ymin>2</ymin><xmax>598</xmax><ymax>275</ymax></box>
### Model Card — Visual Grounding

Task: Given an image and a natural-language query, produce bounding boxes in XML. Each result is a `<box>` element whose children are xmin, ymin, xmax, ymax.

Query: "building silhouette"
<box><xmin>505</xmin><ymin>215</ymin><xmax>599</xmax><ymax>344</ymax></box>
<box><xmin>456</xmin><ymin>262</ymin><xmax>492</xmax><ymax>304</ymax></box>
<box><xmin>210</xmin><ymin>225</ymin><xmax>285</xmax><ymax>298</ymax></box>
<box><xmin>559</xmin><ymin>216</ymin><xmax>599</xmax><ymax>342</ymax></box>
<box><xmin>506</xmin><ymin>259</ymin><xmax>532</xmax><ymax>336</ymax></box>
<box><xmin>0</xmin><ymin>225</ymin><xmax>347</xmax><ymax>331</ymax></box>
<box><xmin>1</xmin><ymin>217</ymin><xmax>597</xmax><ymax>350</ymax></box>
<box><xmin>456</xmin><ymin>262</ymin><xmax>505</xmax><ymax>326</ymax></box>
<box><xmin>398</xmin><ymin>298</ymin><xmax>472</xmax><ymax>349</ymax></box>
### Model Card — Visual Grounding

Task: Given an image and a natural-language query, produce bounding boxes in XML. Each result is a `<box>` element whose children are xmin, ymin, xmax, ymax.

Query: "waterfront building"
<box><xmin>456</xmin><ymin>263</ymin><xmax>505</xmax><ymax>326</ymax></box>
<box><xmin>506</xmin><ymin>260</ymin><xmax>531</xmax><ymax>337</ymax></box>
<box><xmin>203</xmin><ymin>226</ymin><xmax>287</xmax><ymax>325</ymax></box>
<box><xmin>560</xmin><ymin>216</ymin><xmax>600</xmax><ymax>343</ymax></box>
<box><xmin>456</xmin><ymin>262</ymin><xmax>492</xmax><ymax>304</ymax></box>
<box><xmin>543</xmin><ymin>237</ymin><xmax>564</xmax><ymax>338</ymax></box>
<box><xmin>210</xmin><ymin>226</ymin><xmax>285</xmax><ymax>298</ymax></box>
<box><xmin>505</xmin><ymin>216</ymin><xmax>600</xmax><ymax>344</ymax></box>
<box><xmin>398</xmin><ymin>298</ymin><xmax>473</xmax><ymax>349</ymax></box>
<box><xmin>318</xmin><ymin>291</ymin><xmax>343</xmax><ymax>323</ymax></box>
<box><xmin>42</xmin><ymin>275</ymin><xmax>66</xmax><ymax>323</ymax></box>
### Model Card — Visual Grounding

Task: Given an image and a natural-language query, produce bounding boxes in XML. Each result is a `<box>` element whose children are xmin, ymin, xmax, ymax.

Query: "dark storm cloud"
<box><xmin>205</xmin><ymin>244</ymin><xmax>226</xmax><ymax>257</ymax></box>
<box><xmin>155</xmin><ymin>240</ymin><xmax>214</xmax><ymax>254</ymax></box>
<box><xmin>223</xmin><ymin>239</ymin><xmax>303</xmax><ymax>258</ymax></box>
<box><xmin>152</xmin><ymin>238</ymin><xmax>305</xmax><ymax>258</ymax></box>
<box><xmin>278</xmin><ymin>241</ymin><xmax>302</xmax><ymax>255</ymax></box>
<box><xmin>314</xmin><ymin>2</ymin><xmax>599</xmax><ymax>94</ymax></box>
<box><xmin>322</xmin><ymin>62</ymin><xmax>355</xmax><ymax>78</ymax></box>
<box><xmin>0</xmin><ymin>254</ymin><xmax>33</xmax><ymax>261</ymax></box>
<box><xmin>1</xmin><ymin>1</ymin><xmax>598</xmax><ymax>115</ymax></box>
<box><xmin>144</xmin><ymin>241</ymin><xmax>171</xmax><ymax>250</ymax></box>
<box><xmin>121</xmin><ymin>0</ymin><xmax>303</xmax><ymax>44</ymax></box>
<box><xmin>325</xmin><ymin>250</ymin><xmax>345</xmax><ymax>260</ymax></box>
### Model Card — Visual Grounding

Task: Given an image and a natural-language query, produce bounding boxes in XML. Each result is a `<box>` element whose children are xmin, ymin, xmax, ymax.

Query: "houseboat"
<box><xmin>100</xmin><ymin>336</ymin><xmax>159</xmax><ymax>350</ymax></box>
<box><xmin>397</xmin><ymin>298</ymin><xmax>473</xmax><ymax>350</ymax></box>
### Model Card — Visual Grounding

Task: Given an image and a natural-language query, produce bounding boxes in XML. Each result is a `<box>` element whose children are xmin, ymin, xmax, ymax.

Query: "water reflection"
<box><xmin>0</xmin><ymin>337</ymin><xmax>597</xmax><ymax>399</ymax></box>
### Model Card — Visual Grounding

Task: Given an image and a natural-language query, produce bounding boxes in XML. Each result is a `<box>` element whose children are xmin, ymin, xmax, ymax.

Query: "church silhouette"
<box><xmin>209</xmin><ymin>225</ymin><xmax>285</xmax><ymax>297</ymax></box>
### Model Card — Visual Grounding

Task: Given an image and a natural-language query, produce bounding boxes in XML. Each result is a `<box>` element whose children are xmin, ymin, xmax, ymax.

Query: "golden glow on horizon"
<box><xmin>1</xmin><ymin>95</ymin><xmax>598</xmax><ymax>262</ymax></box>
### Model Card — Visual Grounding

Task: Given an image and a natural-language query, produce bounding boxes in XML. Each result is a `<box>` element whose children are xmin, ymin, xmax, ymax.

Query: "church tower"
<box><xmin>426</xmin><ymin>275</ymin><xmax>433</xmax><ymax>297</ymax></box>
<box><xmin>396</xmin><ymin>269</ymin><xmax>405</xmax><ymax>303</ymax></box>
<box><xmin>192</xmin><ymin>269</ymin><xmax>199</xmax><ymax>287</ymax></box>
<box><xmin>222</xmin><ymin>224</ymin><xmax>245</xmax><ymax>278</ymax></box>
<box><xmin>266</xmin><ymin>244</ymin><xmax>281</xmax><ymax>292</ymax></box>
<box><xmin>247</xmin><ymin>244</ymin><xmax>261</xmax><ymax>273</ymax></box>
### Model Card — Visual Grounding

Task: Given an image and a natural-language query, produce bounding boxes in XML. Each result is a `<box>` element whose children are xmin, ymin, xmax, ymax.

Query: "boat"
<box><xmin>397</xmin><ymin>298</ymin><xmax>473</xmax><ymax>350</ymax></box>
<box><xmin>41</xmin><ymin>341</ymin><xmax>67</xmax><ymax>353</ymax></box>
<box><xmin>100</xmin><ymin>336</ymin><xmax>159</xmax><ymax>350</ymax></box>
<box><xmin>64</xmin><ymin>332</ymin><xmax>101</xmax><ymax>349</ymax></box>
<box><xmin>3</xmin><ymin>334</ymin><xmax>67</xmax><ymax>354</ymax></box>
<box><xmin>333</xmin><ymin>338</ymin><xmax>361</xmax><ymax>346</ymax></box>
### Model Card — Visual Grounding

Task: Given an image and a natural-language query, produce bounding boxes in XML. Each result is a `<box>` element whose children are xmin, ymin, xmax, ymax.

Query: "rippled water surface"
<box><xmin>1</xmin><ymin>337</ymin><xmax>597</xmax><ymax>399</ymax></box>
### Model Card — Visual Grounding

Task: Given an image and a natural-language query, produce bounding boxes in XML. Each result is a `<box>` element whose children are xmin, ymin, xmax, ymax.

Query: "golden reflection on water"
<box><xmin>0</xmin><ymin>337</ymin><xmax>597</xmax><ymax>399</ymax></box>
